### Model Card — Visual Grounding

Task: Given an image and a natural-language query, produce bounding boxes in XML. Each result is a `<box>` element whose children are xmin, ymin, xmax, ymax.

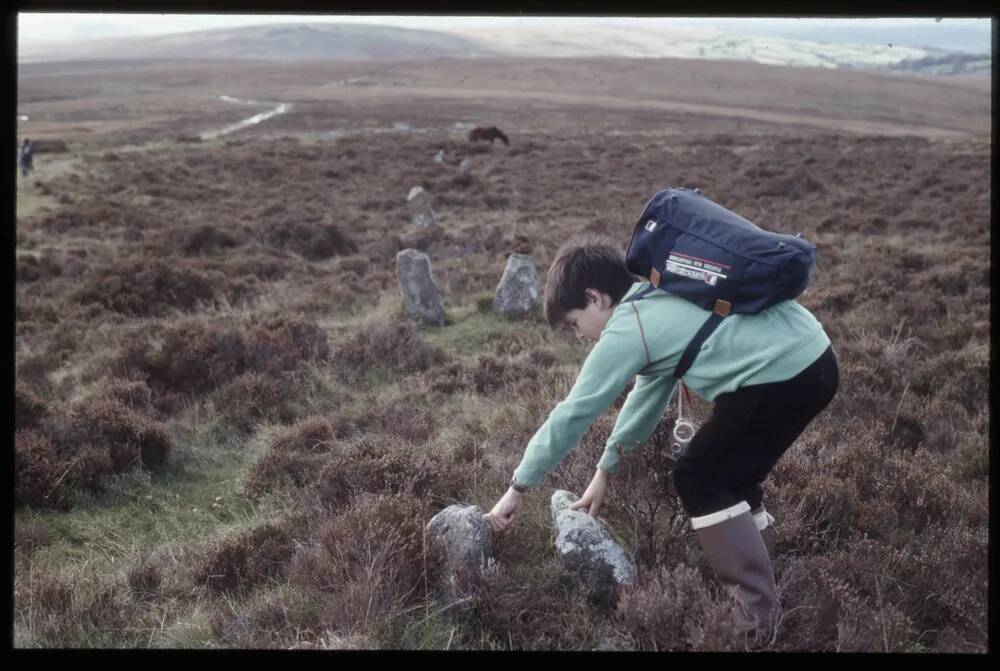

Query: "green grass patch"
<box><xmin>424</xmin><ymin>296</ymin><xmax>553</xmax><ymax>358</ymax></box>
<box><xmin>16</xmin><ymin>413</ymin><xmax>283</xmax><ymax>571</ymax></box>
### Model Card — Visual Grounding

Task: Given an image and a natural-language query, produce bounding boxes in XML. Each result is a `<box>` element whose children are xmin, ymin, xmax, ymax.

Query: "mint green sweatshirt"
<box><xmin>512</xmin><ymin>282</ymin><xmax>831</xmax><ymax>488</ymax></box>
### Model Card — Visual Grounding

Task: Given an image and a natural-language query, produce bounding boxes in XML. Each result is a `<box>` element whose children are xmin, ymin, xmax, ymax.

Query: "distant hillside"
<box><xmin>889</xmin><ymin>51</ymin><xmax>992</xmax><ymax>77</ymax></box>
<box><xmin>441</xmin><ymin>24</ymin><xmax>942</xmax><ymax>70</ymax></box>
<box><xmin>17</xmin><ymin>23</ymin><xmax>494</xmax><ymax>63</ymax></box>
<box><xmin>676</xmin><ymin>20</ymin><xmax>993</xmax><ymax>55</ymax></box>
<box><xmin>18</xmin><ymin>20</ymin><xmax>986</xmax><ymax>76</ymax></box>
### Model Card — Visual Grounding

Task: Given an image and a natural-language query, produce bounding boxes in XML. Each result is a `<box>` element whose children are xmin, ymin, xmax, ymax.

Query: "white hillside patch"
<box><xmin>441</xmin><ymin>25</ymin><xmax>931</xmax><ymax>69</ymax></box>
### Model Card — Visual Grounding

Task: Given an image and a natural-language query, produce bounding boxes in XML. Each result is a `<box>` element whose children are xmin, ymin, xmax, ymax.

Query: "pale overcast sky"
<box><xmin>17</xmin><ymin>14</ymin><xmax>992</xmax><ymax>51</ymax></box>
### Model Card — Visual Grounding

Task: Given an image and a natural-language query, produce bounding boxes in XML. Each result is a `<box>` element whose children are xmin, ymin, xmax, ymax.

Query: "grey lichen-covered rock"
<box><xmin>458</xmin><ymin>158</ymin><xmax>472</xmax><ymax>176</ymax></box>
<box><xmin>434</xmin><ymin>149</ymin><xmax>445</xmax><ymax>163</ymax></box>
<box><xmin>493</xmin><ymin>254</ymin><xmax>539</xmax><ymax>318</ymax></box>
<box><xmin>551</xmin><ymin>489</ymin><xmax>637</xmax><ymax>601</ymax></box>
<box><xmin>427</xmin><ymin>504</ymin><xmax>493</xmax><ymax>603</ymax></box>
<box><xmin>407</xmin><ymin>185</ymin><xmax>436</xmax><ymax>228</ymax></box>
<box><xmin>396</xmin><ymin>249</ymin><xmax>445</xmax><ymax>326</ymax></box>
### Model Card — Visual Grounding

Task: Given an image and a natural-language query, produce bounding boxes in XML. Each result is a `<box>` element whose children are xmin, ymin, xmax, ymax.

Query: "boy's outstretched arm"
<box><xmin>598</xmin><ymin>374</ymin><xmax>677</xmax><ymax>475</ymax></box>
<box><xmin>569</xmin><ymin>374</ymin><xmax>676</xmax><ymax>517</ymax></box>
<box><xmin>485</xmin><ymin>315</ymin><xmax>649</xmax><ymax>532</ymax></box>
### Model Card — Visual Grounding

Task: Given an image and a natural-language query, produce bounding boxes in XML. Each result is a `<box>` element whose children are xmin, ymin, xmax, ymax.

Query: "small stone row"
<box><xmin>402</xmin><ymin>180</ymin><xmax>536</xmax><ymax>324</ymax></box>
<box><xmin>426</xmin><ymin>492</ymin><xmax>637</xmax><ymax>605</ymax></box>
<box><xmin>396</xmin><ymin>250</ymin><xmax>538</xmax><ymax>326</ymax></box>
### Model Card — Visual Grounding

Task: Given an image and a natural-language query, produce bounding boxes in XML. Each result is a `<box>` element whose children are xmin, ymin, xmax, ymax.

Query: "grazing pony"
<box><xmin>468</xmin><ymin>126</ymin><xmax>509</xmax><ymax>146</ymax></box>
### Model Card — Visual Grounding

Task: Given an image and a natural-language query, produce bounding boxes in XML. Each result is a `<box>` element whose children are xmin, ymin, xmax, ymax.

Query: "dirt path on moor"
<box><xmin>327</xmin><ymin>84</ymin><xmax>974</xmax><ymax>139</ymax></box>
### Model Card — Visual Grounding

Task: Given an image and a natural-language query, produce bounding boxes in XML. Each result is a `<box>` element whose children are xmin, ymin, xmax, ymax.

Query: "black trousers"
<box><xmin>673</xmin><ymin>345</ymin><xmax>840</xmax><ymax>517</ymax></box>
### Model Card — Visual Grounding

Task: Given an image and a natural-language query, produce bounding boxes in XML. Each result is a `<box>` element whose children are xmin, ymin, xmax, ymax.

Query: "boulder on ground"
<box><xmin>551</xmin><ymin>490</ymin><xmax>637</xmax><ymax>603</ymax></box>
<box><xmin>396</xmin><ymin>248</ymin><xmax>445</xmax><ymax>326</ymax></box>
<box><xmin>493</xmin><ymin>254</ymin><xmax>539</xmax><ymax>318</ymax></box>
<box><xmin>407</xmin><ymin>186</ymin><xmax>436</xmax><ymax>229</ymax></box>
<box><xmin>427</xmin><ymin>504</ymin><xmax>493</xmax><ymax>603</ymax></box>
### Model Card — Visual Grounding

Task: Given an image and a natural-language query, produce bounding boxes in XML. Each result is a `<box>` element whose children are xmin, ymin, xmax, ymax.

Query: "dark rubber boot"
<box><xmin>692</xmin><ymin>503</ymin><xmax>780</xmax><ymax>635</ymax></box>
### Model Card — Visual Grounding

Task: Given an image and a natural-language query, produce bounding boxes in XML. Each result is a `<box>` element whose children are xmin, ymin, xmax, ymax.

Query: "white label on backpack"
<box><xmin>665</xmin><ymin>252</ymin><xmax>728</xmax><ymax>286</ymax></box>
<box><xmin>645</xmin><ymin>219</ymin><xmax>658</xmax><ymax>232</ymax></box>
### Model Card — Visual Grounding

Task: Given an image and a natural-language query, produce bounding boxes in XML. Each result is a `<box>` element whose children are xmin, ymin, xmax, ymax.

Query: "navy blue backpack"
<box><xmin>623</xmin><ymin>187</ymin><xmax>817</xmax><ymax>380</ymax></box>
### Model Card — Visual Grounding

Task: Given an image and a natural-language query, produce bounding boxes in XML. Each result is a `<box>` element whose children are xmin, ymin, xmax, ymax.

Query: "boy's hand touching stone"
<box><xmin>484</xmin><ymin>487</ymin><xmax>523</xmax><ymax>534</ymax></box>
<box><xmin>570</xmin><ymin>468</ymin><xmax>609</xmax><ymax>517</ymax></box>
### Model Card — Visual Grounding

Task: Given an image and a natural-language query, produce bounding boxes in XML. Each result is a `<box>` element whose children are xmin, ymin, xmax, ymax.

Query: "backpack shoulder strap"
<box><xmin>674</xmin><ymin>300</ymin><xmax>732</xmax><ymax>380</ymax></box>
<box><xmin>620</xmin><ymin>284</ymin><xmax>658</xmax><ymax>304</ymax></box>
<box><xmin>622</xmin><ymin>285</ymin><xmax>730</xmax><ymax>381</ymax></box>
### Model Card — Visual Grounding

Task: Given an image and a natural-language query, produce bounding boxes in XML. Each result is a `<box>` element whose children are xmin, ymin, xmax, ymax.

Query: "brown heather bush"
<box><xmin>212</xmin><ymin>372</ymin><xmax>300</xmax><ymax>434</ymax></box>
<box><xmin>421</xmin><ymin>354</ymin><xmax>547</xmax><ymax>398</ymax></box>
<box><xmin>196</xmin><ymin>522</ymin><xmax>295</xmax><ymax>595</ymax></box>
<box><xmin>65</xmin><ymin>398</ymin><xmax>172</xmax><ymax>472</ymax></box>
<box><xmin>365</xmin><ymin>396</ymin><xmax>437</xmax><ymax>444</ymax></box>
<box><xmin>118</xmin><ymin>316</ymin><xmax>329</xmax><ymax>398</ymax></box>
<box><xmin>467</xmin><ymin>355</ymin><xmax>535</xmax><ymax>395</ymax></box>
<box><xmin>15</xmin><ymin>381</ymin><xmax>48</xmax><ymax>430</ymax></box>
<box><xmin>314</xmin><ymin>435</ymin><xmax>471</xmax><ymax>511</ymax></box>
<box><xmin>209</xmin><ymin>587</ymin><xmax>327</xmax><ymax>648</ymax></box>
<box><xmin>616</xmin><ymin>564</ymin><xmax>742</xmax><ymax>651</ymax></box>
<box><xmin>247</xmin><ymin>316</ymin><xmax>331</xmax><ymax>371</ymax></box>
<box><xmin>263</xmin><ymin>220</ymin><xmax>358</xmax><ymax>261</ymax></box>
<box><xmin>891</xmin><ymin>524</ymin><xmax>987</xmax><ymax>648</ymax></box>
<box><xmin>363</xmin><ymin>234</ymin><xmax>403</xmax><ymax>264</ymax></box>
<box><xmin>127</xmin><ymin>561</ymin><xmax>163</xmax><ymax>601</ymax></box>
<box><xmin>17</xmin><ymin>254</ymin><xmax>41</xmax><ymax>282</ymax></box>
<box><xmin>605</xmin><ymin>423</ymin><xmax>689</xmax><ymax>570</ymax></box>
<box><xmin>15</xmin><ymin>429</ymin><xmax>110</xmax><ymax>510</ymax></box>
<box><xmin>182</xmin><ymin>224</ymin><xmax>242</xmax><ymax>255</ymax></box>
<box><xmin>73</xmin><ymin>258</ymin><xmax>222</xmax><ymax>316</ymax></box>
<box><xmin>423</xmin><ymin>362</ymin><xmax>471</xmax><ymax>395</ymax></box>
<box><xmin>336</xmin><ymin>255</ymin><xmax>370</xmax><ymax>276</ymax></box>
<box><xmin>18</xmin><ymin>569</ymin><xmax>157</xmax><ymax>647</ymax></box>
<box><xmin>245</xmin><ymin>449</ymin><xmax>330</xmax><ymax>499</ymax></box>
<box><xmin>333</xmin><ymin>320</ymin><xmax>447</xmax><ymax>382</ymax></box>
<box><xmin>288</xmin><ymin>492</ymin><xmax>433</xmax><ymax>637</ymax></box>
<box><xmin>87</xmin><ymin>378</ymin><xmax>156</xmax><ymax>413</ymax></box>
<box><xmin>769</xmin><ymin>545</ymin><xmax>918</xmax><ymax>652</ymax></box>
<box><xmin>16</xmin><ymin>353</ymin><xmax>55</xmax><ymax>394</ymax></box>
<box><xmin>773</xmin><ymin>420</ymin><xmax>984</xmax><ymax>548</ymax></box>
<box><xmin>455</xmin><ymin>561</ymin><xmax>610</xmax><ymax>650</ymax></box>
<box><xmin>243</xmin><ymin>416</ymin><xmax>347</xmax><ymax>497</ymax></box>
<box><xmin>15</xmin><ymin>395</ymin><xmax>172</xmax><ymax>509</ymax></box>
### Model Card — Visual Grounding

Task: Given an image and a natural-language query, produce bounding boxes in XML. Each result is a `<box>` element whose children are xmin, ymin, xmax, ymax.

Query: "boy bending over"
<box><xmin>485</xmin><ymin>236</ymin><xmax>839</xmax><ymax>633</ymax></box>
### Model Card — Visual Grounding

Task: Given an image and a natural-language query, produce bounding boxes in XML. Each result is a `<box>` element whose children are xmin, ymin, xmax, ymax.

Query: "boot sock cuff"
<box><xmin>753</xmin><ymin>509</ymin><xmax>775</xmax><ymax>530</ymax></box>
<box><xmin>690</xmin><ymin>501</ymin><xmax>751</xmax><ymax>529</ymax></box>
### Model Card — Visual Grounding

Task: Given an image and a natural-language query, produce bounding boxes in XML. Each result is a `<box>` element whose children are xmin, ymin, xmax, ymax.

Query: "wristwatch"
<box><xmin>509</xmin><ymin>476</ymin><xmax>529</xmax><ymax>493</ymax></box>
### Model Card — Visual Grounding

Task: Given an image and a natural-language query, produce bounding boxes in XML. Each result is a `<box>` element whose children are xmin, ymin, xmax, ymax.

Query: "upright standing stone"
<box><xmin>493</xmin><ymin>254</ymin><xmax>539</xmax><ymax>318</ymax></box>
<box><xmin>426</xmin><ymin>504</ymin><xmax>493</xmax><ymax>603</ymax></box>
<box><xmin>407</xmin><ymin>186</ymin><xmax>436</xmax><ymax>229</ymax></box>
<box><xmin>458</xmin><ymin>158</ymin><xmax>472</xmax><ymax>176</ymax></box>
<box><xmin>396</xmin><ymin>248</ymin><xmax>445</xmax><ymax>326</ymax></box>
<box><xmin>434</xmin><ymin>149</ymin><xmax>445</xmax><ymax>163</ymax></box>
<box><xmin>551</xmin><ymin>490</ymin><xmax>637</xmax><ymax>602</ymax></box>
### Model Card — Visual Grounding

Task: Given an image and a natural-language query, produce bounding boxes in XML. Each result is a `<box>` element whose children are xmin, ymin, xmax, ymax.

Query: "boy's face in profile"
<box><xmin>563</xmin><ymin>289</ymin><xmax>615</xmax><ymax>342</ymax></box>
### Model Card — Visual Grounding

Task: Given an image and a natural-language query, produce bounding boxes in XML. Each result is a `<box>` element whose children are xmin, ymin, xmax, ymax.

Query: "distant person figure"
<box><xmin>468</xmin><ymin>126</ymin><xmax>509</xmax><ymax>146</ymax></box>
<box><xmin>19</xmin><ymin>138</ymin><xmax>34</xmax><ymax>177</ymax></box>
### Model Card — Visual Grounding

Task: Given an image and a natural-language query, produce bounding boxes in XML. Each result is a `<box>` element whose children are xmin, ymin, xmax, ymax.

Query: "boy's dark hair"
<box><xmin>543</xmin><ymin>236</ymin><xmax>637</xmax><ymax>329</ymax></box>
